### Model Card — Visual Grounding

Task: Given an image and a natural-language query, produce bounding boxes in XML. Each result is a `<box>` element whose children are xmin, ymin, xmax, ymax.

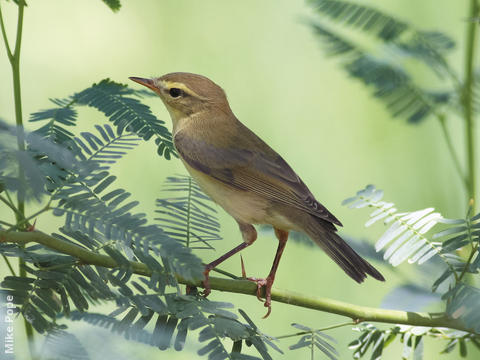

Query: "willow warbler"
<box><xmin>130</xmin><ymin>73</ymin><xmax>384</xmax><ymax>317</ymax></box>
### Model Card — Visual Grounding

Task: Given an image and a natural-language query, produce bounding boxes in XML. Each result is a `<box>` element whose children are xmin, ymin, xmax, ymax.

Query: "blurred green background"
<box><xmin>0</xmin><ymin>0</ymin><xmax>476</xmax><ymax>359</ymax></box>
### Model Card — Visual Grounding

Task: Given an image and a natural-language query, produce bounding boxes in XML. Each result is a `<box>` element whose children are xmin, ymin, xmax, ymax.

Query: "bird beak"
<box><xmin>129</xmin><ymin>77</ymin><xmax>158</xmax><ymax>92</ymax></box>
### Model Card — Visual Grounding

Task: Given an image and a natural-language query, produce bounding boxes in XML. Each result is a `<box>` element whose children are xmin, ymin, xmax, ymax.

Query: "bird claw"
<box><xmin>247</xmin><ymin>276</ymin><xmax>274</xmax><ymax>318</ymax></box>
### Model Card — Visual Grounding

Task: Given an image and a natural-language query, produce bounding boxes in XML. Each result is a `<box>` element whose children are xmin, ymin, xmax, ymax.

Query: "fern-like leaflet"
<box><xmin>42</xmin><ymin>125</ymin><xmax>202</xmax><ymax>281</ymax></box>
<box><xmin>73</xmin><ymin>124</ymin><xmax>140</xmax><ymax>166</ymax></box>
<box><xmin>428</xmin><ymin>209</ymin><xmax>480</xmax><ymax>333</ymax></box>
<box><xmin>349</xmin><ymin>323</ymin><xmax>427</xmax><ymax>360</ymax></box>
<box><xmin>343</xmin><ymin>185</ymin><xmax>445</xmax><ymax>267</ymax></box>
<box><xmin>73</xmin><ymin>79</ymin><xmax>175</xmax><ymax>159</ymax></box>
<box><xmin>69</xmin><ymin>296</ymin><xmax>281</xmax><ymax>360</ymax></box>
<box><xmin>287</xmin><ymin>323</ymin><xmax>338</xmax><ymax>360</ymax></box>
<box><xmin>30</xmin><ymin>98</ymin><xmax>77</xmax><ymax>146</ymax></box>
<box><xmin>309</xmin><ymin>0</ymin><xmax>455</xmax><ymax>73</ymax></box>
<box><xmin>29</xmin><ymin>79</ymin><xmax>175</xmax><ymax>159</ymax></box>
<box><xmin>155</xmin><ymin>175</ymin><xmax>222</xmax><ymax>250</ymax></box>
<box><xmin>308</xmin><ymin>0</ymin><xmax>456</xmax><ymax>123</ymax></box>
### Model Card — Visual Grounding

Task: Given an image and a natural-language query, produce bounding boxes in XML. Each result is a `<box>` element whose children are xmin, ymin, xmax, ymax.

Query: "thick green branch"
<box><xmin>0</xmin><ymin>230</ymin><xmax>472</xmax><ymax>333</ymax></box>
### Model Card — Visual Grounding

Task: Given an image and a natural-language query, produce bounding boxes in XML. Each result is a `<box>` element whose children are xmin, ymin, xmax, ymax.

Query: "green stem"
<box><xmin>2</xmin><ymin>254</ymin><xmax>16</xmax><ymax>276</ymax></box>
<box><xmin>0</xmin><ymin>220</ymin><xmax>15</xmax><ymax>227</ymax></box>
<box><xmin>5</xmin><ymin>190</ymin><xmax>15</xmax><ymax>209</ymax></box>
<box><xmin>0</xmin><ymin>230</ymin><xmax>472</xmax><ymax>333</ymax></box>
<box><xmin>0</xmin><ymin>195</ymin><xmax>23</xmax><ymax>218</ymax></box>
<box><xmin>12</xmin><ymin>2</ymin><xmax>26</xmax><ymax>220</ymax></box>
<box><xmin>2</xmin><ymin>1</ymin><xmax>35</xmax><ymax>357</ymax></box>
<box><xmin>458</xmin><ymin>207</ymin><xmax>478</xmax><ymax>283</ymax></box>
<box><xmin>463</xmin><ymin>0</ymin><xmax>479</xmax><ymax>211</ymax></box>
<box><xmin>437</xmin><ymin>115</ymin><xmax>468</xmax><ymax>190</ymax></box>
<box><xmin>0</xmin><ymin>1</ymin><xmax>12</xmax><ymax>60</ymax></box>
<box><xmin>7</xmin><ymin>203</ymin><xmax>51</xmax><ymax>231</ymax></box>
<box><xmin>231</xmin><ymin>340</ymin><xmax>242</xmax><ymax>353</ymax></box>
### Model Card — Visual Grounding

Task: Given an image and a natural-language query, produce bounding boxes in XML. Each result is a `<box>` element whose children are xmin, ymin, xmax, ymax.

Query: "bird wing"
<box><xmin>174</xmin><ymin>128</ymin><xmax>342</xmax><ymax>226</ymax></box>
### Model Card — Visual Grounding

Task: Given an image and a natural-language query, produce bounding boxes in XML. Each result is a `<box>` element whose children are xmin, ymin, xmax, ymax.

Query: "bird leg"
<box><xmin>203</xmin><ymin>222</ymin><xmax>257</xmax><ymax>296</ymax></box>
<box><xmin>248</xmin><ymin>228</ymin><xmax>288</xmax><ymax>318</ymax></box>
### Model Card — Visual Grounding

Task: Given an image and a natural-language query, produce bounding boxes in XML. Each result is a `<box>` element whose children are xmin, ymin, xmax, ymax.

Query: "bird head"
<box><xmin>129</xmin><ymin>72</ymin><xmax>231</xmax><ymax>127</ymax></box>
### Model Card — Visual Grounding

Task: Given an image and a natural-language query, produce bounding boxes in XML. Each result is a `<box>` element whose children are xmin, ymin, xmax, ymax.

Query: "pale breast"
<box><xmin>181</xmin><ymin>160</ymin><xmax>269</xmax><ymax>224</ymax></box>
<box><xmin>182</xmin><ymin>161</ymin><xmax>300</xmax><ymax>231</ymax></box>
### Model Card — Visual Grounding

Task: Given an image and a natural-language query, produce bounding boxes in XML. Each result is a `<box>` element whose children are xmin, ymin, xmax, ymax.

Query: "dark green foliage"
<box><xmin>348</xmin><ymin>324</ymin><xmax>424</xmax><ymax>360</ymax></box>
<box><xmin>434</xmin><ymin>211</ymin><xmax>480</xmax><ymax>262</ymax></box>
<box><xmin>309</xmin><ymin>0</ymin><xmax>456</xmax><ymax>123</ymax></box>
<box><xmin>101</xmin><ymin>0</ymin><xmax>121</xmax><ymax>12</ymax></box>
<box><xmin>349</xmin><ymin>324</ymin><xmax>480</xmax><ymax>360</ymax></box>
<box><xmin>0</xmin><ymin>260</ymin><xmax>117</xmax><ymax>333</ymax></box>
<box><xmin>443</xmin><ymin>284</ymin><xmax>480</xmax><ymax>333</ymax></box>
<box><xmin>28</xmin><ymin>79</ymin><xmax>174</xmax><ymax>159</ymax></box>
<box><xmin>52</xmin><ymin>171</ymin><xmax>204</xmax><ymax>281</ymax></box>
<box><xmin>429</xmin><ymin>210</ymin><xmax>480</xmax><ymax>333</ymax></box>
<box><xmin>73</xmin><ymin>79</ymin><xmax>175</xmax><ymax>159</ymax></box>
<box><xmin>310</xmin><ymin>0</ymin><xmax>454</xmax><ymax>65</ymax></box>
<box><xmin>5</xmin><ymin>0</ymin><xmax>26</xmax><ymax>6</ymax></box>
<box><xmin>0</xmin><ymin>120</ymin><xmax>81</xmax><ymax>201</ymax></box>
<box><xmin>30</xmin><ymin>98</ymin><xmax>77</xmax><ymax>145</ymax></box>
<box><xmin>345</xmin><ymin>186</ymin><xmax>480</xmax><ymax>335</ymax></box>
<box><xmin>440</xmin><ymin>331</ymin><xmax>480</xmax><ymax>358</ymax></box>
<box><xmin>69</xmin><ymin>297</ymin><xmax>281</xmax><ymax>360</ymax></box>
<box><xmin>309</xmin><ymin>0</ymin><xmax>409</xmax><ymax>41</ymax></box>
<box><xmin>288</xmin><ymin>323</ymin><xmax>338</xmax><ymax>360</ymax></box>
<box><xmin>155</xmin><ymin>175</ymin><xmax>222</xmax><ymax>249</ymax></box>
<box><xmin>73</xmin><ymin>124</ymin><xmax>141</xmax><ymax>166</ymax></box>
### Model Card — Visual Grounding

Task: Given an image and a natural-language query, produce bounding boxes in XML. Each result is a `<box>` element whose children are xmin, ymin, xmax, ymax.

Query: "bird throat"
<box><xmin>163</xmin><ymin>103</ymin><xmax>188</xmax><ymax>136</ymax></box>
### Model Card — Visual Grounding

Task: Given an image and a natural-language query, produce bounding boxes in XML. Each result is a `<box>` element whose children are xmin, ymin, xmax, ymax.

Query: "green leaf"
<box><xmin>444</xmin><ymin>283</ymin><xmax>480</xmax><ymax>333</ymax></box>
<box><xmin>309</xmin><ymin>0</ymin><xmax>456</xmax><ymax>123</ymax></box>
<box><xmin>74</xmin><ymin>79</ymin><xmax>175</xmax><ymax>159</ymax></box>
<box><xmin>155</xmin><ymin>174</ymin><xmax>222</xmax><ymax>250</ymax></box>
<box><xmin>310</xmin><ymin>0</ymin><xmax>455</xmax><ymax>74</ymax></box>
<box><xmin>344</xmin><ymin>185</ymin><xmax>444</xmax><ymax>267</ymax></box>
<box><xmin>101</xmin><ymin>0</ymin><xmax>121</xmax><ymax>12</ymax></box>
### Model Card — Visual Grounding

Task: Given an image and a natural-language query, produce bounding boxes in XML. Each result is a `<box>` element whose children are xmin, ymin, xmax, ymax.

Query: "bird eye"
<box><xmin>169</xmin><ymin>88</ymin><xmax>183</xmax><ymax>98</ymax></box>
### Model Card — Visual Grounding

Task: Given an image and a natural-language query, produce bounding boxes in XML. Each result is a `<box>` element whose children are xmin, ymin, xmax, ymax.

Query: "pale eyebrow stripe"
<box><xmin>161</xmin><ymin>81</ymin><xmax>207</xmax><ymax>99</ymax></box>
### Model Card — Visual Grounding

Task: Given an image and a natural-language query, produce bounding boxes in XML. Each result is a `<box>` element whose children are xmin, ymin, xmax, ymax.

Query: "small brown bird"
<box><xmin>130</xmin><ymin>73</ymin><xmax>384</xmax><ymax>317</ymax></box>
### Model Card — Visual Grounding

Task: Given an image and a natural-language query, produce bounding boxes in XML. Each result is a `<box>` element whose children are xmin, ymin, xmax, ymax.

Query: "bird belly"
<box><xmin>181</xmin><ymin>161</ymin><xmax>300</xmax><ymax>230</ymax></box>
<box><xmin>183</xmin><ymin>163</ymin><xmax>266</xmax><ymax>223</ymax></box>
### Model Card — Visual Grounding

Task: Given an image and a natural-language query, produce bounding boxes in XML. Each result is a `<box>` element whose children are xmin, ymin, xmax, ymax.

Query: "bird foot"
<box><xmin>247</xmin><ymin>276</ymin><xmax>274</xmax><ymax>318</ymax></box>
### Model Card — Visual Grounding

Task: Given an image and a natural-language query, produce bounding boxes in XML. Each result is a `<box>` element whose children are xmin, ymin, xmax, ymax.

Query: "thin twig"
<box><xmin>437</xmin><ymin>115</ymin><xmax>468</xmax><ymax>191</ymax></box>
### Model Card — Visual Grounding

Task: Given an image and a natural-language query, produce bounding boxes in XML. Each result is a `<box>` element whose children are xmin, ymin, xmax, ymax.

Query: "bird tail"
<box><xmin>303</xmin><ymin>216</ymin><xmax>385</xmax><ymax>283</ymax></box>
